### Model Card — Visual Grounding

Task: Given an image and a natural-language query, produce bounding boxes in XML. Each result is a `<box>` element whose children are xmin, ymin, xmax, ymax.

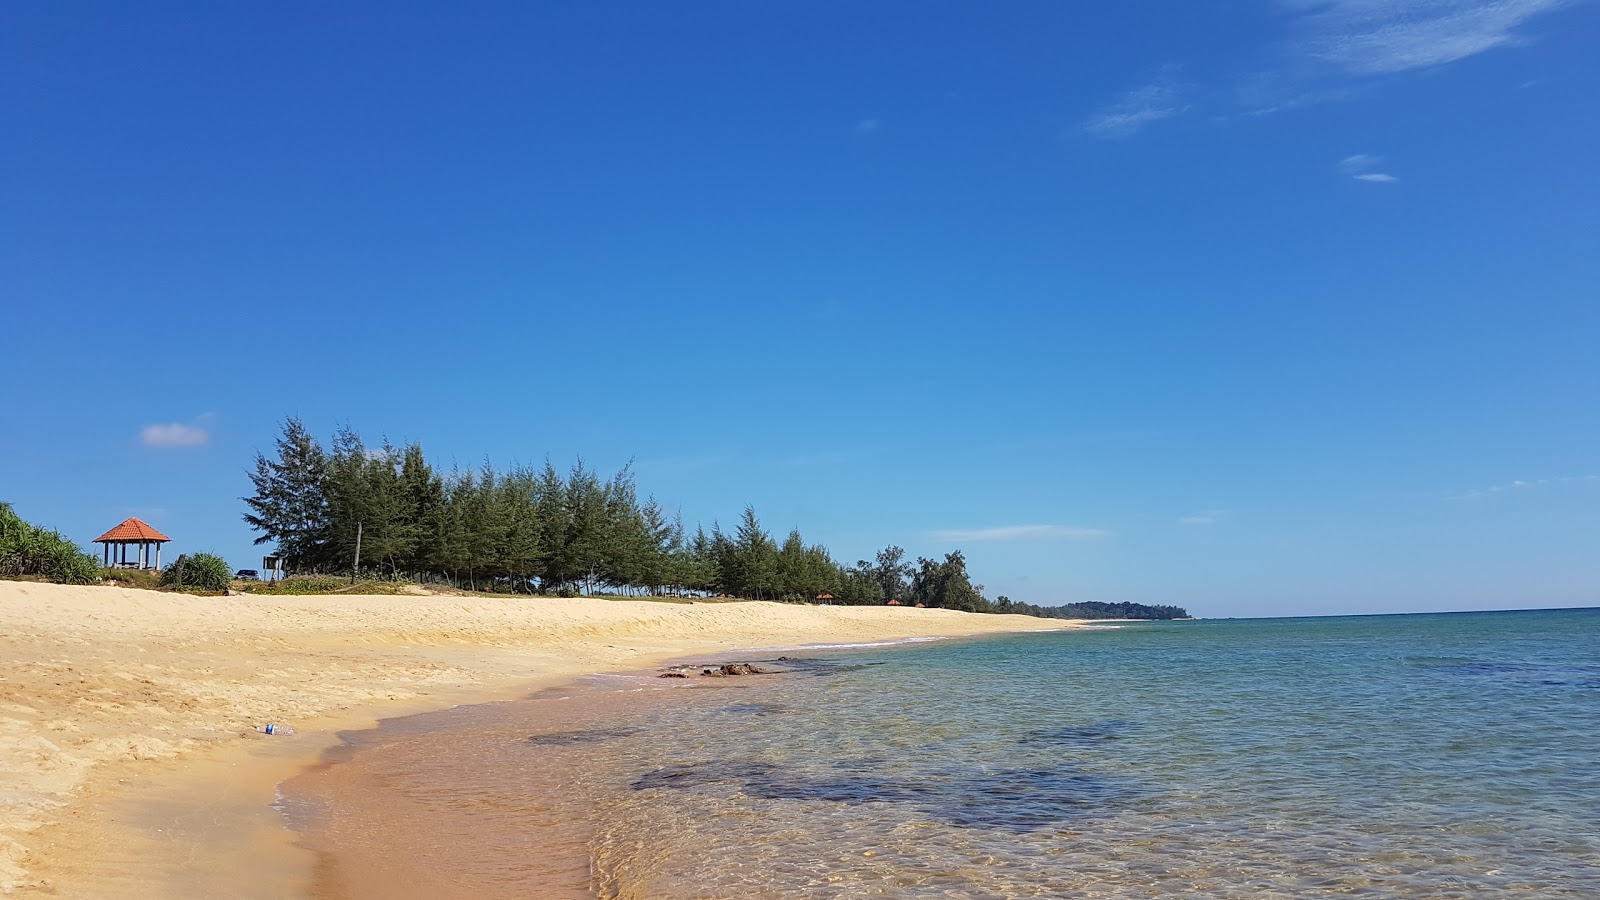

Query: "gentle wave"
<box><xmin>281</xmin><ymin>609</ymin><xmax>1600</xmax><ymax>898</ymax></box>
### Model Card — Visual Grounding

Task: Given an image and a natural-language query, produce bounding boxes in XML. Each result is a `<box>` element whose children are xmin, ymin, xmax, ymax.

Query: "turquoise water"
<box><xmin>589</xmin><ymin>609</ymin><xmax>1600</xmax><ymax>897</ymax></box>
<box><xmin>294</xmin><ymin>609</ymin><xmax>1600</xmax><ymax>897</ymax></box>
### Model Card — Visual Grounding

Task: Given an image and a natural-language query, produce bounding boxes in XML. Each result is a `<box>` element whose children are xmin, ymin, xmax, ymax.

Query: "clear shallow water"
<box><xmin>289</xmin><ymin>609</ymin><xmax>1600</xmax><ymax>898</ymax></box>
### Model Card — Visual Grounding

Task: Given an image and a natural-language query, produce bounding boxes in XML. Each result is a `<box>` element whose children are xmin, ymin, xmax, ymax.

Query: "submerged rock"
<box><xmin>632</xmin><ymin>759</ymin><xmax>1141</xmax><ymax>831</ymax></box>
<box><xmin>1021</xmin><ymin>720</ymin><xmax>1137</xmax><ymax>747</ymax></box>
<box><xmin>702</xmin><ymin>663</ymin><xmax>766</xmax><ymax>677</ymax></box>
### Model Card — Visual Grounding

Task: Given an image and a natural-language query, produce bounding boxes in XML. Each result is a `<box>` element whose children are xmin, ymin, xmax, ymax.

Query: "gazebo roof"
<box><xmin>94</xmin><ymin>517</ymin><xmax>172</xmax><ymax>543</ymax></box>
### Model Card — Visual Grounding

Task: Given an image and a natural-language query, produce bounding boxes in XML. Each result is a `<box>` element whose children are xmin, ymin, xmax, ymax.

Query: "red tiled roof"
<box><xmin>94</xmin><ymin>517</ymin><xmax>172</xmax><ymax>543</ymax></box>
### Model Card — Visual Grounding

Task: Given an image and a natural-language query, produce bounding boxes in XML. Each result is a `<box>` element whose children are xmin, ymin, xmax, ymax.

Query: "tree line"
<box><xmin>242</xmin><ymin>419</ymin><xmax>1188</xmax><ymax>619</ymax></box>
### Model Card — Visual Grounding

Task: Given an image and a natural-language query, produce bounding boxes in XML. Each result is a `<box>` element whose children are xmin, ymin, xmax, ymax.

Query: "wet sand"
<box><xmin>283</xmin><ymin>653</ymin><xmax>864</xmax><ymax>900</ymax></box>
<box><xmin>0</xmin><ymin>581</ymin><xmax>1075</xmax><ymax>896</ymax></box>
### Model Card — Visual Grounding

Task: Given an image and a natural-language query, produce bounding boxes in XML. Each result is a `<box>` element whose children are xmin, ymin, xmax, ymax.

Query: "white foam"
<box><xmin>737</xmin><ymin>636</ymin><xmax>947</xmax><ymax>653</ymax></box>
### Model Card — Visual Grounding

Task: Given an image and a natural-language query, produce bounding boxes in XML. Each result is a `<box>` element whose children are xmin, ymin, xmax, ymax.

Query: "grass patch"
<box><xmin>242</xmin><ymin>576</ymin><xmax>419</xmax><ymax>596</ymax></box>
<box><xmin>242</xmin><ymin>576</ymin><xmax>348</xmax><ymax>595</ymax></box>
<box><xmin>103</xmin><ymin>568</ymin><xmax>163</xmax><ymax>590</ymax></box>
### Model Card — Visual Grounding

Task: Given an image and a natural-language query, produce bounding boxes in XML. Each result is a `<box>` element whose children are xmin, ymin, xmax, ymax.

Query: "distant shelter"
<box><xmin>94</xmin><ymin>517</ymin><xmax>171</xmax><ymax>570</ymax></box>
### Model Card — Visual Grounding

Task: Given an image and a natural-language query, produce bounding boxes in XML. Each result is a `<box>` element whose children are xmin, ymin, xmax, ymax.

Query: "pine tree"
<box><xmin>533</xmin><ymin>461</ymin><xmax>571</xmax><ymax>591</ymax></box>
<box><xmin>242</xmin><ymin>418</ymin><xmax>330</xmax><ymax>571</ymax></box>
<box><xmin>564</xmin><ymin>460</ymin><xmax>607</xmax><ymax>594</ymax></box>
<box><xmin>398</xmin><ymin>443</ymin><xmax>446</xmax><ymax>574</ymax></box>
<box><xmin>733</xmin><ymin>506</ymin><xmax>779</xmax><ymax>601</ymax></box>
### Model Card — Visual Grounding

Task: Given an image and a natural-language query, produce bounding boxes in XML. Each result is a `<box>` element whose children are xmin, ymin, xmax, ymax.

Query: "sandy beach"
<box><xmin>0</xmin><ymin>581</ymin><xmax>1075</xmax><ymax>896</ymax></box>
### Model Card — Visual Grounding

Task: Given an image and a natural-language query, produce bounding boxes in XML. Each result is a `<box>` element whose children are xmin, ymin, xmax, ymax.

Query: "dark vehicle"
<box><xmin>235</xmin><ymin>569</ymin><xmax>260</xmax><ymax>581</ymax></box>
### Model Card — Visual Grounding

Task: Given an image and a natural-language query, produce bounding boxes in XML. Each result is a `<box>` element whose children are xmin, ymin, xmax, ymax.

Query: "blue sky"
<box><xmin>3</xmin><ymin>2</ymin><xmax>1596</xmax><ymax>618</ymax></box>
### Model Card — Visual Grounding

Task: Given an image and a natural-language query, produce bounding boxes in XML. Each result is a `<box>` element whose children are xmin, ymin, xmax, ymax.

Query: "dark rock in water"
<box><xmin>1410</xmin><ymin>658</ymin><xmax>1600</xmax><ymax>688</ymax></box>
<box><xmin>632</xmin><ymin>759</ymin><xmax>1141</xmax><ymax>832</ymax></box>
<box><xmin>1022</xmin><ymin>720</ymin><xmax>1137</xmax><ymax>747</ymax></box>
<box><xmin>659</xmin><ymin>671</ymin><xmax>690</xmax><ymax>679</ymax></box>
<box><xmin>526</xmin><ymin>726</ymin><xmax>643</xmax><ymax>746</ymax></box>
<box><xmin>702</xmin><ymin>663</ymin><xmax>767</xmax><ymax>677</ymax></box>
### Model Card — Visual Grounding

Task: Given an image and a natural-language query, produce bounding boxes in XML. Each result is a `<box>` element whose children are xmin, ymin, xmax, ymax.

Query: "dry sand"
<box><xmin>0</xmin><ymin>581</ymin><xmax>1076</xmax><ymax>896</ymax></box>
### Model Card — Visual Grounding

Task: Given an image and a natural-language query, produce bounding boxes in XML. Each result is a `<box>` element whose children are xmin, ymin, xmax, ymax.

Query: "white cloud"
<box><xmin>139</xmin><ymin>422</ymin><xmax>209</xmax><ymax>448</ymax></box>
<box><xmin>1452</xmin><ymin>474</ymin><xmax>1599</xmax><ymax>499</ymax></box>
<box><xmin>1100</xmin><ymin>2</ymin><xmax>1572</xmax><ymax>130</ymax></box>
<box><xmin>1081</xmin><ymin>72</ymin><xmax>1189</xmax><ymax>139</ymax></box>
<box><xmin>1341</xmin><ymin>153</ymin><xmax>1399</xmax><ymax>182</ymax></box>
<box><xmin>1340</xmin><ymin>153</ymin><xmax>1381</xmax><ymax>173</ymax></box>
<box><xmin>1283</xmin><ymin>0</ymin><xmax>1571</xmax><ymax>77</ymax></box>
<box><xmin>930</xmin><ymin>525</ymin><xmax>1108</xmax><ymax>542</ymax></box>
<box><xmin>1179</xmin><ymin>509</ymin><xmax>1232</xmax><ymax>526</ymax></box>
<box><xmin>853</xmin><ymin>118</ymin><xmax>882</xmax><ymax>136</ymax></box>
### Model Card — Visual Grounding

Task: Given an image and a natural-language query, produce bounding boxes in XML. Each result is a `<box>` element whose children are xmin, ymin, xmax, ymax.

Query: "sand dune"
<box><xmin>0</xmin><ymin>581</ymin><xmax>1074</xmax><ymax>894</ymax></box>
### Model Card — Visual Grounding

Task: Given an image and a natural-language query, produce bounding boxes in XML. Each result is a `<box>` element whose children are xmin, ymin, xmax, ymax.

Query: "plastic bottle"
<box><xmin>255</xmin><ymin>723</ymin><xmax>295</xmax><ymax>735</ymax></box>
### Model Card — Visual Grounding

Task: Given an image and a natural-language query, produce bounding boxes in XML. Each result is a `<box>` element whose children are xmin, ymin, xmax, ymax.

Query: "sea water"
<box><xmin>285</xmin><ymin>608</ymin><xmax>1600</xmax><ymax>898</ymax></box>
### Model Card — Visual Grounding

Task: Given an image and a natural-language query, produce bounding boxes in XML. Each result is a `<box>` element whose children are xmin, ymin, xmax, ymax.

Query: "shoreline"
<box><xmin>285</xmin><ymin>640</ymin><xmax>956</xmax><ymax>899</ymax></box>
<box><xmin>0</xmin><ymin>581</ymin><xmax>1078</xmax><ymax>896</ymax></box>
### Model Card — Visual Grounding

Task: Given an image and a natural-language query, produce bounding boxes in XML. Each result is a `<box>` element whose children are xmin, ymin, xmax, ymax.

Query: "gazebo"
<box><xmin>94</xmin><ymin>517</ymin><xmax>171</xmax><ymax>570</ymax></box>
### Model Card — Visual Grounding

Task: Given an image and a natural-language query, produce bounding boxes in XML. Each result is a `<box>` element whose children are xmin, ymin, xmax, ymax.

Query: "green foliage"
<box><xmin>0</xmin><ymin>502</ymin><xmax>102</xmax><ymax>584</ymax></box>
<box><xmin>908</xmin><ymin>551</ymin><xmax>991</xmax><ymax>612</ymax></box>
<box><xmin>242</xmin><ymin>575</ymin><xmax>347</xmax><ymax>595</ymax></box>
<box><xmin>243</xmin><ymin>417</ymin><xmax>329</xmax><ymax>570</ymax></box>
<box><xmin>104</xmin><ymin>567</ymin><xmax>162</xmax><ymax>590</ymax></box>
<box><xmin>238</xmin><ymin>420</ymin><xmax>1153</xmax><ymax>616</ymax></box>
<box><xmin>243</xmin><ymin>574</ymin><xmax>420</xmax><ymax>595</ymax></box>
<box><xmin>832</xmin><ymin>564</ymin><xmax>885</xmax><ymax>605</ymax></box>
<box><xmin>161</xmin><ymin>552</ymin><xmax>232</xmax><ymax>593</ymax></box>
<box><xmin>1004</xmin><ymin>599</ymin><xmax>1189</xmax><ymax>620</ymax></box>
<box><xmin>865</xmin><ymin>545</ymin><xmax>913</xmax><ymax>602</ymax></box>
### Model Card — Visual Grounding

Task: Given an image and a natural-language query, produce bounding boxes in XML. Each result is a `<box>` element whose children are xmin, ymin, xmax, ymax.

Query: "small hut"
<box><xmin>94</xmin><ymin>518</ymin><xmax>171</xmax><ymax>570</ymax></box>
<box><xmin>886</xmin><ymin>598</ymin><xmax>902</xmax><ymax>606</ymax></box>
<box><xmin>815</xmin><ymin>592</ymin><xmax>834</xmax><ymax>605</ymax></box>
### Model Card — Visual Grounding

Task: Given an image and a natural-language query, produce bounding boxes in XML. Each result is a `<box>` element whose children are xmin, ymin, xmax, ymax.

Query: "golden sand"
<box><xmin>0</xmin><ymin>581</ymin><xmax>1075</xmax><ymax>896</ymax></box>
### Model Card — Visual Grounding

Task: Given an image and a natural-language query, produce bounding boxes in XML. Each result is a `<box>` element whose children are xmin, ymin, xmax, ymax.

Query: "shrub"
<box><xmin>161</xmin><ymin>552</ymin><xmax>232</xmax><ymax>593</ymax></box>
<box><xmin>103</xmin><ymin>567</ymin><xmax>162</xmax><ymax>590</ymax></box>
<box><xmin>0</xmin><ymin>502</ymin><xmax>103</xmax><ymax>584</ymax></box>
<box><xmin>243</xmin><ymin>575</ymin><xmax>347</xmax><ymax>595</ymax></box>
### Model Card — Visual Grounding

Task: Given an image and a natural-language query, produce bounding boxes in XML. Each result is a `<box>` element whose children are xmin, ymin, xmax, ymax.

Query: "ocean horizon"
<box><xmin>284</xmin><ymin>606</ymin><xmax>1600</xmax><ymax>898</ymax></box>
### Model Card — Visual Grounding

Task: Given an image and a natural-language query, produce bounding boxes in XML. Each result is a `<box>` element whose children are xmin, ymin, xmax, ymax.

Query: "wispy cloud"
<box><xmin>1450</xmin><ymin>474</ymin><xmax>1599</xmax><ymax>499</ymax></box>
<box><xmin>1340</xmin><ymin>153</ymin><xmax>1399</xmax><ymax>182</ymax></box>
<box><xmin>139</xmin><ymin>422</ymin><xmax>209</xmax><ymax>448</ymax></box>
<box><xmin>1088</xmin><ymin>1</ymin><xmax>1571</xmax><ymax>135</ymax></box>
<box><xmin>1283</xmin><ymin>0</ymin><xmax>1571</xmax><ymax>77</ymax></box>
<box><xmin>853</xmin><ymin>118</ymin><xmax>882</xmax><ymax>136</ymax></box>
<box><xmin>1179</xmin><ymin>509</ymin><xmax>1232</xmax><ymax>526</ymax></box>
<box><xmin>930</xmin><ymin>525</ymin><xmax>1108</xmax><ymax>542</ymax></box>
<box><xmin>1081</xmin><ymin>70</ymin><xmax>1189</xmax><ymax>139</ymax></box>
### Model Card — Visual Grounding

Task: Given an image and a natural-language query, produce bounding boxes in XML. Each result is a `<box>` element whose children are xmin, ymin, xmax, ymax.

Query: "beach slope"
<box><xmin>0</xmin><ymin>581</ymin><xmax>1074</xmax><ymax>894</ymax></box>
